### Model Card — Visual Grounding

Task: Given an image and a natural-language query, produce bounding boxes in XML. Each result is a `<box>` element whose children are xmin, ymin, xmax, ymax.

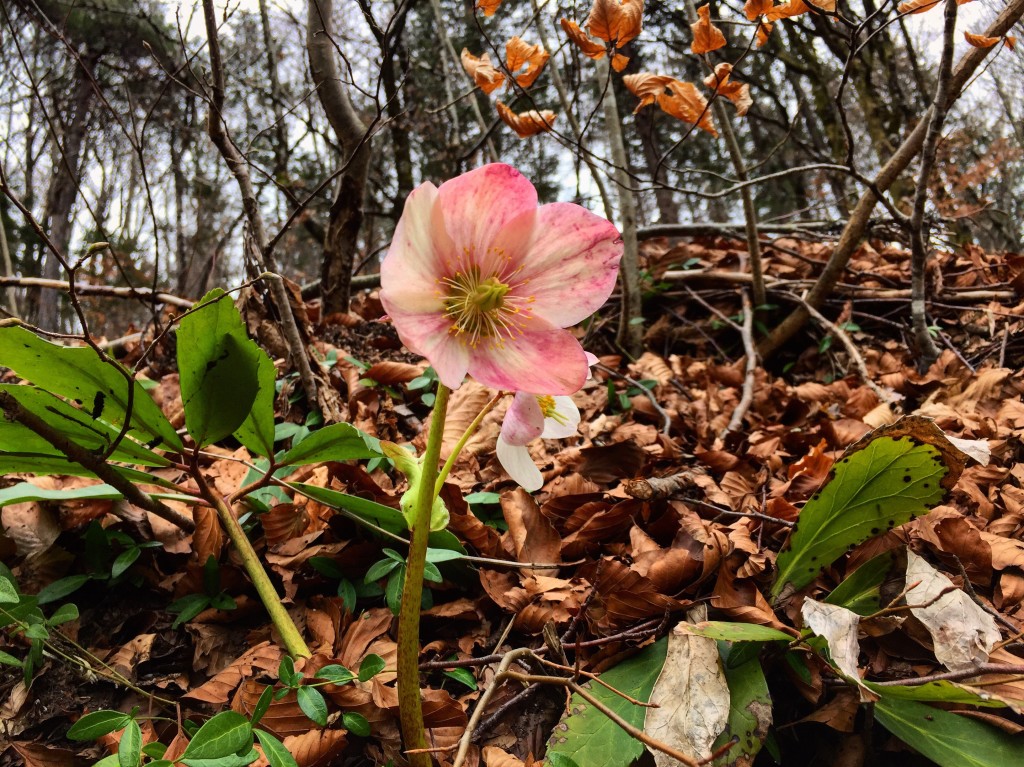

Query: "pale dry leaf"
<box><xmin>506</xmin><ymin>37</ymin><xmax>550</xmax><ymax>88</ymax></box>
<box><xmin>645</xmin><ymin>614</ymin><xmax>730</xmax><ymax>764</ymax></box>
<box><xmin>495</xmin><ymin>102</ymin><xmax>557</xmax><ymax>138</ymax></box>
<box><xmin>560</xmin><ymin>18</ymin><xmax>607</xmax><ymax>59</ymax></box>
<box><xmin>801</xmin><ymin>599</ymin><xmax>863</xmax><ymax>684</ymax></box>
<box><xmin>461</xmin><ymin>49</ymin><xmax>505</xmax><ymax>95</ymax></box>
<box><xmin>964</xmin><ymin>31</ymin><xmax>1000</xmax><ymax>48</ymax></box>
<box><xmin>906</xmin><ymin>550</ymin><xmax>1001</xmax><ymax>671</ymax></box>
<box><xmin>946</xmin><ymin>435</ymin><xmax>991</xmax><ymax>466</ymax></box>
<box><xmin>691</xmin><ymin>4</ymin><xmax>727</xmax><ymax>54</ymax></box>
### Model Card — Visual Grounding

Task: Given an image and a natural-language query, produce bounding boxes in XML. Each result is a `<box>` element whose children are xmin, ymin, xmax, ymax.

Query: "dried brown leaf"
<box><xmin>506</xmin><ymin>37</ymin><xmax>549</xmax><ymax>88</ymax></box>
<box><xmin>476</xmin><ymin>0</ymin><xmax>502</xmax><ymax>16</ymax></box>
<box><xmin>560</xmin><ymin>18</ymin><xmax>607</xmax><ymax>59</ymax></box>
<box><xmin>691</xmin><ymin>4</ymin><xmax>727</xmax><ymax>54</ymax></box>
<box><xmin>703</xmin><ymin>63</ymin><xmax>752</xmax><ymax>116</ymax></box>
<box><xmin>586</xmin><ymin>0</ymin><xmax>644</xmax><ymax>48</ymax></box>
<box><xmin>965</xmin><ymin>31</ymin><xmax>1000</xmax><ymax>48</ymax></box>
<box><xmin>495</xmin><ymin>101</ymin><xmax>557</xmax><ymax>138</ymax></box>
<box><xmin>461</xmin><ymin>49</ymin><xmax>506</xmax><ymax>95</ymax></box>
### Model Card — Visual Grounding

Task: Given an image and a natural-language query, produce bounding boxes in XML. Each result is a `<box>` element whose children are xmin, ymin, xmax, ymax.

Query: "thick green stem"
<box><xmin>210</xmin><ymin>494</ymin><xmax>311</xmax><ymax>659</ymax></box>
<box><xmin>397</xmin><ymin>382</ymin><xmax>451</xmax><ymax>766</ymax></box>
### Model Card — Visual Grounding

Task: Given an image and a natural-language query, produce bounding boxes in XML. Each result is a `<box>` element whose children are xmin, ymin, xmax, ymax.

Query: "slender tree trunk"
<box><xmin>0</xmin><ymin>204</ymin><xmax>18</xmax><ymax>317</ymax></box>
<box><xmin>595</xmin><ymin>57</ymin><xmax>642</xmax><ymax>357</ymax></box>
<box><xmin>306</xmin><ymin>0</ymin><xmax>371</xmax><ymax>315</ymax></box>
<box><xmin>37</xmin><ymin>55</ymin><xmax>94</xmax><ymax>328</ymax></box>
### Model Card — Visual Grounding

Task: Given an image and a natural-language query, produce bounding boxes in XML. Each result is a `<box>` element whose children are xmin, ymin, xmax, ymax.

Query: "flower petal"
<box><xmin>380</xmin><ymin>182</ymin><xmax>453</xmax><ymax>315</ymax></box>
<box><xmin>515</xmin><ymin>202</ymin><xmax>623</xmax><ymax>327</ymax></box>
<box><xmin>468</xmin><ymin>320</ymin><xmax>588</xmax><ymax>395</ymax></box>
<box><xmin>540</xmin><ymin>396</ymin><xmax>580</xmax><ymax>439</ymax></box>
<box><xmin>501</xmin><ymin>393</ymin><xmax>545</xmax><ymax>446</ymax></box>
<box><xmin>496</xmin><ymin>436</ymin><xmax>544</xmax><ymax>491</ymax></box>
<box><xmin>436</xmin><ymin>164</ymin><xmax>538</xmax><ymax>270</ymax></box>
<box><xmin>386</xmin><ymin>313</ymin><xmax>470</xmax><ymax>390</ymax></box>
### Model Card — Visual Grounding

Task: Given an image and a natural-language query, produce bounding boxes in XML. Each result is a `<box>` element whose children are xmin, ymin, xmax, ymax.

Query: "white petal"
<box><xmin>540</xmin><ymin>396</ymin><xmax>580</xmax><ymax>439</ymax></box>
<box><xmin>496</xmin><ymin>436</ymin><xmax>544</xmax><ymax>492</ymax></box>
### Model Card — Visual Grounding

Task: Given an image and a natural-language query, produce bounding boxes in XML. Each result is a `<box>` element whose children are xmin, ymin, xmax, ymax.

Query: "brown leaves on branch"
<box><xmin>561</xmin><ymin>18</ymin><xmax>608</xmax><ymax>60</ymax></box>
<box><xmin>496</xmin><ymin>102</ymin><xmax>558</xmax><ymax>138</ymax></box>
<box><xmin>765</xmin><ymin>0</ymin><xmax>810</xmax><ymax>21</ymax></box>
<box><xmin>964</xmin><ymin>31</ymin><xmax>1001</xmax><ymax>48</ymax></box>
<box><xmin>624</xmin><ymin>73</ymin><xmax>718</xmax><ymax>136</ymax></box>
<box><xmin>703</xmin><ymin>63</ymin><xmax>752</xmax><ymax>116</ymax></box>
<box><xmin>585</xmin><ymin>0</ymin><xmax>645</xmax><ymax>49</ymax></box>
<box><xmin>476</xmin><ymin>0</ymin><xmax>502</xmax><ymax>16</ymax></box>
<box><xmin>506</xmin><ymin>37</ymin><xmax>550</xmax><ymax>88</ymax></box>
<box><xmin>691</xmin><ymin>4</ymin><xmax>727</xmax><ymax>54</ymax></box>
<box><xmin>460</xmin><ymin>49</ymin><xmax>504</xmax><ymax>95</ymax></box>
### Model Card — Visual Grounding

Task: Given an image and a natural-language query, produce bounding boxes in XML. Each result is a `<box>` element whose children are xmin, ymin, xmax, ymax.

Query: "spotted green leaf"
<box><xmin>772</xmin><ymin>418</ymin><xmax>964</xmax><ymax>601</ymax></box>
<box><xmin>712</xmin><ymin>643</ymin><xmax>771</xmax><ymax>766</ymax></box>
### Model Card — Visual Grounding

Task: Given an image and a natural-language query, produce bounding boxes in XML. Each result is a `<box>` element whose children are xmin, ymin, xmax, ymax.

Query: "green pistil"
<box><xmin>472</xmin><ymin>277</ymin><xmax>510</xmax><ymax>313</ymax></box>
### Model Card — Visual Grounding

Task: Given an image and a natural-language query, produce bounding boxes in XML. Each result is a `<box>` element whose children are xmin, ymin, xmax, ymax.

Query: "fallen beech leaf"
<box><xmin>947</xmin><ymin>435</ymin><xmax>991</xmax><ymax>465</ymax></box>
<box><xmin>743</xmin><ymin>0</ymin><xmax>773</xmax><ymax>18</ymax></box>
<box><xmin>906</xmin><ymin>550</ymin><xmax>1001</xmax><ymax>671</ymax></box>
<box><xmin>586</xmin><ymin>0</ymin><xmax>644</xmax><ymax>48</ymax></box>
<box><xmin>506</xmin><ymin>37</ymin><xmax>549</xmax><ymax>88</ymax></box>
<box><xmin>766</xmin><ymin>0</ymin><xmax>810</xmax><ymax>20</ymax></box>
<box><xmin>965</xmin><ymin>31</ymin><xmax>1000</xmax><ymax>48</ymax></box>
<box><xmin>896</xmin><ymin>0</ymin><xmax>940</xmax><ymax>13</ymax></box>
<box><xmin>560</xmin><ymin>18</ymin><xmax>608</xmax><ymax>59</ymax></box>
<box><xmin>645</xmin><ymin>617</ymin><xmax>731</xmax><ymax>763</ymax></box>
<box><xmin>702</xmin><ymin>63</ymin><xmax>752</xmax><ymax>116</ymax></box>
<box><xmin>460</xmin><ymin>49</ymin><xmax>505</xmax><ymax>95</ymax></box>
<box><xmin>495</xmin><ymin>102</ymin><xmax>557</xmax><ymax>138</ymax></box>
<box><xmin>476</xmin><ymin>0</ymin><xmax>502</xmax><ymax>15</ymax></box>
<box><xmin>691</xmin><ymin>4</ymin><xmax>727</xmax><ymax>54</ymax></box>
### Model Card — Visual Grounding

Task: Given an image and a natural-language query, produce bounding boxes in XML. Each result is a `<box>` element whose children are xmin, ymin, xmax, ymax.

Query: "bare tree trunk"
<box><xmin>0</xmin><ymin>204</ymin><xmax>18</xmax><ymax>317</ymax></box>
<box><xmin>595</xmin><ymin>58</ymin><xmax>642</xmax><ymax>357</ymax></box>
<box><xmin>37</xmin><ymin>55</ymin><xmax>93</xmax><ymax>329</ymax></box>
<box><xmin>306</xmin><ymin>0</ymin><xmax>371</xmax><ymax>316</ymax></box>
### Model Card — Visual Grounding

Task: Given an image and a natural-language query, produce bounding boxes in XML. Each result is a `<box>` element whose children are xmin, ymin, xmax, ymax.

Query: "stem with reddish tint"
<box><xmin>396</xmin><ymin>382</ymin><xmax>450</xmax><ymax>766</ymax></box>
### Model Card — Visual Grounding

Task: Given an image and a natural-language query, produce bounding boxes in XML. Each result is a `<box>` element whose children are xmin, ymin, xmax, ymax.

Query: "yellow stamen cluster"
<box><xmin>439</xmin><ymin>252</ymin><xmax>535</xmax><ymax>348</ymax></box>
<box><xmin>536</xmin><ymin>394</ymin><xmax>569</xmax><ymax>425</ymax></box>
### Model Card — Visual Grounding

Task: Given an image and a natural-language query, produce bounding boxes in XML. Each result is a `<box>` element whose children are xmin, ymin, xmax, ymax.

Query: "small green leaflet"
<box><xmin>0</xmin><ymin>482</ymin><xmax>123</xmax><ymax>508</ymax></box>
<box><xmin>233</xmin><ymin>350</ymin><xmax>277</xmax><ymax>458</ymax></box>
<box><xmin>874</xmin><ymin>697</ymin><xmax>1024</xmax><ymax>767</ymax></box>
<box><xmin>0</xmin><ymin>324</ymin><xmax>182</xmax><ymax>451</ymax></box>
<box><xmin>772</xmin><ymin>418</ymin><xmax>964</xmax><ymax>600</ymax></box>
<box><xmin>712</xmin><ymin>643</ymin><xmax>772</xmax><ymax>766</ymax></box>
<box><xmin>683</xmin><ymin>622</ymin><xmax>793</xmax><ymax>643</ymax></box>
<box><xmin>825</xmin><ymin>550</ymin><xmax>900</xmax><ymax>616</ymax></box>
<box><xmin>867</xmin><ymin>680</ymin><xmax>1014</xmax><ymax>709</ymax></box>
<box><xmin>545</xmin><ymin>638</ymin><xmax>667</xmax><ymax>767</ymax></box>
<box><xmin>276</xmin><ymin>422</ymin><xmax>381</xmax><ymax>467</ymax></box>
<box><xmin>177</xmin><ymin>289</ymin><xmax>262</xmax><ymax>447</ymax></box>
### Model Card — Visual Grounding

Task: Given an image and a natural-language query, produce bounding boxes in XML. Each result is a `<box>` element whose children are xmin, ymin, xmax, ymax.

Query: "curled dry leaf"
<box><xmin>703</xmin><ymin>63</ymin><xmax>752</xmax><ymax>116</ymax></box>
<box><xmin>560</xmin><ymin>18</ymin><xmax>608</xmax><ymax>60</ymax></box>
<box><xmin>756</xmin><ymin>21</ymin><xmax>773</xmax><ymax>46</ymax></box>
<box><xmin>460</xmin><ymin>49</ymin><xmax>505</xmax><ymax>95</ymax></box>
<box><xmin>623</xmin><ymin>73</ymin><xmax>717</xmax><ymax>135</ymax></box>
<box><xmin>495</xmin><ymin>101</ymin><xmax>557</xmax><ymax>138</ymax></box>
<box><xmin>506</xmin><ymin>37</ymin><xmax>550</xmax><ymax>88</ymax></box>
<box><xmin>765</xmin><ymin>0</ymin><xmax>810</xmax><ymax>21</ymax></box>
<box><xmin>964</xmin><ymin>31</ymin><xmax>1000</xmax><ymax>48</ymax></box>
<box><xmin>896</xmin><ymin>0</ymin><xmax>940</xmax><ymax>13</ymax></box>
<box><xmin>476</xmin><ymin>0</ymin><xmax>502</xmax><ymax>16</ymax></box>
<box><xmin>743</xmin><ymin>0</ymin><xmax>774</xmax><ymax>19</ymax></box>
<box><xmin>691</xmin><ymin>4</ymin><xmax>727</xmax><ymax>54</ymax></box>
<box><xmin>801</xmin><ymin>599</ymin><xmax>865</xmax><ymax>688</ymax></box>
<box><xmin>585</xmin><ymin>0</ymin><xmax>644</xmax><ymax>49</ymax></box>
<box><xmin>611</xmin><ymin>52</ymin><xmax>630</xmax><ymax>71</ymax></box>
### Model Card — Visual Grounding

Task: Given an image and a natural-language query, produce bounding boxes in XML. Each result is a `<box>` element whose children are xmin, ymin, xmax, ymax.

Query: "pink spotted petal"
<box><xmin>385</xmin><ymin>312</ymin><xmax>469</xmax><ymax>390</ymax></box>
<box><xmin>436</xmin><ymin>164</ymin><xmax>538</xmax><ymax>274</ymax></box>
<box><xmin>380</xmin><ymin>182</ymin><xmax>452</xmax><ymax>315</ymax></box>
<box><xmin>500</xmin><ymin>393</ymin><xmax>544</xmax><ymax>446</ymax></box>
<box><xmin>496</xmin><ymin>436</ymin><xmax>543</xmax><ymax>492</ymax></box>
<box><xmin>515</xmin><ymin>203</ymin><xmax>623</xmax><ymax>327</ymax></box>
<box><xmin>468</xmin><ymin>321</ymin><xmax>588</xmax><ymax>395</ymax></box>
<box><xmin>540</xmin><ymin>396</ymin><xmax>581</xmax><ymax>439</ymax></box>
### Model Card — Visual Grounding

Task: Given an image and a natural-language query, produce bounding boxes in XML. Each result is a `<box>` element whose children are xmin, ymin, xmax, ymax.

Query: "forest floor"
<box><xmin>2</xmin><ymin>234</ymin><xmax>1024</xmax><ymax>767</ymax></box>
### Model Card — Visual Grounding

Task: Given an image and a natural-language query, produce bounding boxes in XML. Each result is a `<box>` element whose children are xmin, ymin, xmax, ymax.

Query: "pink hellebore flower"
<box><xmin>379</xmin><ymin>164</ymin><xmax>622</xmax><ymax>395</ymax></box>
<box><xmin>495</xmin><ymin>353</ymin><xmax>598</xmax><ymax>492</ymax></box>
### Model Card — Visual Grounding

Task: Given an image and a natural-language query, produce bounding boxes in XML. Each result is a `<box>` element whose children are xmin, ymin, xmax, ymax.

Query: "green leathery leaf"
<box><xmin>874</xmin><ymin>697</ymin><xmax>1024</xmax><ymax>767</ymax></box>
<box><xmin>683</xmin><ymin>621</ymin><xmax>794</xmax><ymax>643</ymax></box>
<box><xmin>177</xmin><ymin>289</ymin><xmax>261</xmax><ymax>447</ymax></box>
<box><xmin>118</xmin><ymin>718</ymin><xmax>142</xmax><ymax>767</ymax></box>
<box><xmin>772</xmin><ymin>417</ymin><xmax>965</xmax><ymax>600</ymax></box>
<box><xmin>867</xmin><ymin>679</ymin><xmax>1015</xmax><ymax>708</ymax></box>
<box><xmin>825</xmin><ymin>550</ymin><xmax>901</xmax><ymax>616</ymax></box>
<box><xmin>277</xmin><ymin>422</ymin><xmax>381</xmax><ymax>467</ymax></box>
<box><xmin>254</xmin><ymin>730</ymin><xmax>298</xmax><ymax>767</ymax></box>
<box><xmin>67</xmin><ymin>710</ymin><xmax>131</xmax><ymax>740</ymax></box>
<box><xmin>232</xmin><ymin>348</ymin><xmax>277</xmax><ymax>458</ymax></box>
<box><xmin>289</xmin><ymin>483</ymin><xmax>407</xmax><ymax>533</ymax></box>
<box><xmin>0</xmin><ymin>481</ymin><xmax>124</xmax><ymax>508</ymax></box>
<box><xmin>0</xmin><ymin>385</ymin><xmax>171</xmax><ymax>466</ymax></box>
<box><xmin>0</xmin><ymin>324</ymin><xmax>182</xmax><ymax>451</ymax></box>
<box><xmin>179</xmin><ymin>710</ymin><xmax>252</xmax><ymax>760</ymax></box>
<box><xmin>712</xmin><ymin>643</ymin><xmax>772</xmax><ymax>766</ymax></box>
<box><xmin>545</xmin><ymin>637</ymin><xmax>667</xmax><ymax>767</ymax></box>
